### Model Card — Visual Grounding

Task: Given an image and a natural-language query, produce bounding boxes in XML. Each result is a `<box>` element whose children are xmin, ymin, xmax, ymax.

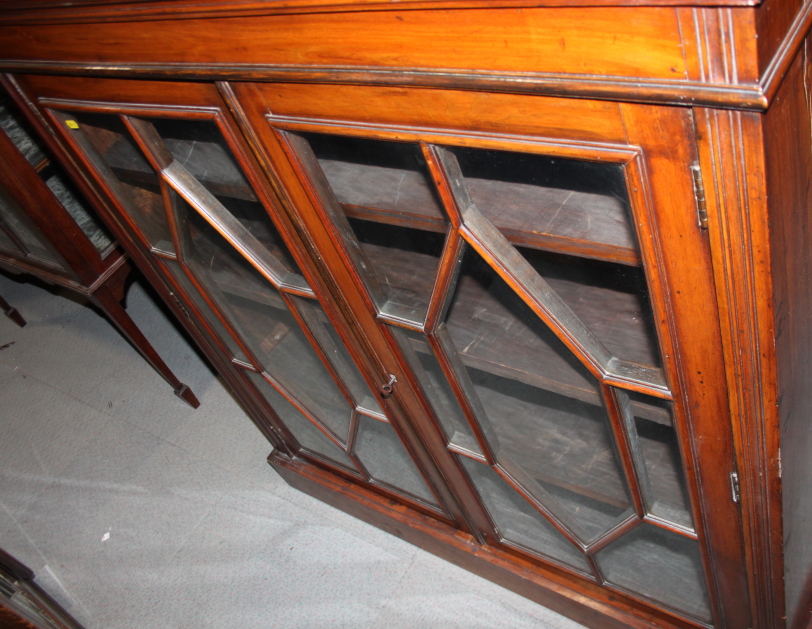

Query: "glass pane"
<box><xmin>244</xmin><ymin>369</ymin><xmax>358</xmax><ymax>472</ymax></box>
<box><xmin>621</xmin><ymin>390</ymin><xmax>693</xmax><ymax>529</ymax></box>
<box><xmin>447</xmin><ymin>146</ymin><xmax>637</xmax><ymax>261</ymax></box>
<box><xmin>0</xmin><ymin>223</ymin><xmax>21</xmax><ymax>254</ymax></box>
<box><xmin>354</xmin><ymin>414</ymin><xmax>439</xmax><ymax>506</ymax></box>
<box><xmin>389</xmin><ymin>325</ymin><xmax>481</xmax><ymax>456</ymax></box>
<box><xmin>128</xmin><ymin>117</ymin><xmax>308</xmax><ymax>287</ymax></box>
<box><xmin>521</xmin><ymin>248</ymin><xmax>662</xmax><ymax>368</ymax></box>
<box><xmin>303</xmin><ymin>133</ymin><xmax>445</xmax><ymax>223</ymax></box>
<box><xmin>444</xmin><ymin>247</ymin><xmax>633</xmax><ymax>543</ymax></box>
<box><xmin>596</xmin><ymin>524</ymin><xmax>712</xmax><ymax>623</ymax></box>
<box><xmin>289</xmin><ymin>295</ymin><xmax>382</xmax><ymax>416</ymax></box>
<box><xmin>460</xmin><ymin>457</ymin><xmax>591</xmax><ymax>574</ymax></box>
<box><xmin>55</xmin><ymin>111</ymin><xmax>174</xmax><ymax>252</ymax></box>
<box><xmin>208</xmin><ymin>195</ymin><xmax>302</xmax><ymax>276</ymax></box>
<box><xmin>0</xmin><ymin>183</ymin><xmax>63</xmax><ymax>267</ymax></box>
<box><xmin>43</xmin><ymin>168</ymin><xmax>114</xmax><ymax>253</ymax></box>
<box><xmin>181</xmin><ymin>204</ymin><xmax>354</xmax><ymax>442</ymax></box>
<box><xmin>0</xmin><ymin>92</ymin><xmax>46</xmax><ymax>166</ymax></box>
<box><xmin>159</xmin><ymin>258</ymin><xmax>251</xmax><ymax>364</ymax></box>
<box><xmin>298</xmin><ymin>133</ymin><xmax>448</xmax><ymax>323</ymax></box>
<box><xmin>146</xmin><ymin>118</ymin><xmax>256</xmax><ymax>202</ymax></box>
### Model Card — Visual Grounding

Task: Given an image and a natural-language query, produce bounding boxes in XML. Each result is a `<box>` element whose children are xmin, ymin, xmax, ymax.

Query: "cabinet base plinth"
<box><xmin>267</xmin><ymin>450</ymin><xmax>697</xmax><ymax>629</ymax></box>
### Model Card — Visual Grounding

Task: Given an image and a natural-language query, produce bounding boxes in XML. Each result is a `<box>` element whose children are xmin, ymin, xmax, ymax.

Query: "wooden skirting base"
<box><xmin>268</xmin><ymin>451</ymin><xmax>698</xmax><ymax>629</ymax></box>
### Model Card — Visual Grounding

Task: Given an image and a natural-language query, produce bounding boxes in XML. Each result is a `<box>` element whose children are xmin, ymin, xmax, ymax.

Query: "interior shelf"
<box><xmin>105</xmin><ymin>136</ymin><xmax>257</xmax><ymax>202</ymax></box>
<box><xmin>319</xmin><ymin>158</ymin><xmax>640</xmax><ymax>265</ymax></box>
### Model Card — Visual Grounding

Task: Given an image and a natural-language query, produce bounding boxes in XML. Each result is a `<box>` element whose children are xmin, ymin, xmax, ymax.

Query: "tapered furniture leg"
<box><xmin>0</xmin><ymin>293</ymin><xmax>25</xmax><ymax>328</ymax></box>
<box><xmin>89</xmin><ymin>284</ymin><xmax>200</xmax><ymax>408</ymax></box>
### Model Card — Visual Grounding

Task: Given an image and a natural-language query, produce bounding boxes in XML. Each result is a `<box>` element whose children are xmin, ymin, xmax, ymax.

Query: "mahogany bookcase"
<box><xmin>0</xmin><ymin>1</ymin><xmax>810</xmax><ymax>627</ymax></box>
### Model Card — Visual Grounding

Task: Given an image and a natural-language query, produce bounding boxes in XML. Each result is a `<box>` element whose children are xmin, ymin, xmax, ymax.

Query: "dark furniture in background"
<box><xmin>0</xmin><ymin>87</ymin><xmax>199</xmax><ymax>407</ymax></box>
<box><xmin>0</xmin><ymin>1</ymin><xmax>811</xmax><ymax>628</ymax></box>
<box><xmin>0</xmin><ymin>548</ymin><xmax>85</xmax><ymax>629</ymax></box>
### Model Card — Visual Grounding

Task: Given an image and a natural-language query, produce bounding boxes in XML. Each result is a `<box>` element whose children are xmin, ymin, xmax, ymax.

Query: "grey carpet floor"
<box><xmin>0</xmin><ymin>271</ymin><xmax>585</xmax><ymax>629</ymax></box>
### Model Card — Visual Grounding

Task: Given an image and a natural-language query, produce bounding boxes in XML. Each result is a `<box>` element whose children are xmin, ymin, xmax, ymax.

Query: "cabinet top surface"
<box><xmin>0</xmin><ymin>0</ymin><xmax>763</xmax><ymax>21</ymax></box>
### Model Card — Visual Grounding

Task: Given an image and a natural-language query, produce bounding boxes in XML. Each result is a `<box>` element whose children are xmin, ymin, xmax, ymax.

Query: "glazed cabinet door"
<box><xmin>6</xmin><ymin>74</ymin><xmax>467</xmax><ymax>530</ymax></box>
<box><xmin>229</xmin><ymin>82</ymin><xmax>751</xmax><ymax>629</ymax></box>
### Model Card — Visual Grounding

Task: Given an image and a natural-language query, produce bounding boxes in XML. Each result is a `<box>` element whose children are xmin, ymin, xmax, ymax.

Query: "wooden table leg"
<box><xmin>0</xmin><ymin>293</ymin><xmax>25</xmax><ymax>328</ymax></box>
<box><xmin>89</xmin><ymin>283</ymin><xmax>200</xmax><ymax>409</ymax></box>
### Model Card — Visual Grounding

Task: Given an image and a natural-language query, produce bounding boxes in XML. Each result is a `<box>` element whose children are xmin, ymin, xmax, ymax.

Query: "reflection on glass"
<box><xmin>44</xmin><ymin>168</ymin><xmax>113</xmax><ymax>253</ymax></box>
<box><xmin>245</xmin><ymin>369</ymin><xmax>358</xmax><ymax>472</ymax></box>
<box><xmin>596</xmin><ymin>524</ymin><xmax>711</xmax><ymax>623</ymax></box>
<box><xmin>620</xmin><ymin>390</ymin><xmax>693</xmax><ymax>529</ymax></box>
<box><xmin>522</xmin><ymin>248</ymin><xmax>661</xmax><ymax>368</ymax></box>
<box><xmin>300</xmin><ymin>133</ymin><xmax>448</xmax><ymax>323</ymax></box>
<box><xmin>447</xmin><ymin>145</ymin><xmax>636</xmax><ymax>259</ymax></box>
<box><xmin>389</xmin><ymin>326</ymin><xmax>481</xmax><ymax>455</ymax></box>
<box><xmin>0</xmin><ymin>183</ymin><xmax>63</xmax><ymax>267</ymax></box>
<box><xmin>354</xmin><ymin>414</ymin><xmax>438</xmax><ymax>506</ymax></box>
<box><xmin>182</xmin><ymin>206</ymin><xmax>354</xmax><ymax>442</ymax></box>
<box><xmin>160</xmin><ymin>258</ymin><xmax>250</xmax><ymax>363</ymax></box>
<box><xmin>444</xmin><ymin>247</ymin><xmax>633</xmax><ymax>543</ymax></box>
<box><xmin>0</xmin><ymin>94</ymin><xmax>46</xmax><ymax>166</ymax></box>
<box><xmin>289</xmin><ymin>295</ymin><xmax>382</xmax><ymax>415</ymax></box>
<box><xmin>460</xmin><ymin>457</ymin><xmax>591</xmax><ymax>573</ymax></box>
<box><xmin>57</xmin><ymin>111</ymin><xmax>174</xmax><ymax>252</ymax></box>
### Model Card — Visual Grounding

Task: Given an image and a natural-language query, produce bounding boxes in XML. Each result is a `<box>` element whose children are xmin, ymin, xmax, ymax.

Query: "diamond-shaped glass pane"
<box><xmin>55</xmin><ymin>111</ymin><xmax>174</xmax><ymax>253</ymax></box>
<box><xmin>447</xmin><ymin>145</ymin><xmax>637</xmax><ymax>264</ymax></box>
<box><xmin>444</xmin><ymin>246</ymin><xmax>633</xmax><ymax>543</ymax></box>
<box><xmin>619</xmin><ymin>390</ymin><xmax>693</xmax><ymax>529</ymax></box>
<box><xmin>596</xmin><ymin>524</ymin><xmax>711</xmax><ymax>623</ymax></box>
<box><xmin>388</xmin><ymin>325</ymin><xmax>481</xmax><ymax>456</ymax></box>
<box><xmin>520</xmin><ymin>248</ymin><xmax>662</xmax><ymax>369</ymax></box>
<box><xmin>180</xmin><ymin>204</ymin><xmax>354</xmax><ymax>442</ymax></box>
<box><xmin>297</xmin><ymin>133</ymin><xmax>448</xmax><ymax>324</ymax></box>
<box><xmin>245</xmin><ymin>369</ymin><xmax>358</xmax><ymax>473</ymax></box>
<box><xmin>354</xmin><ymin>414</ymin><xmax>439</xmax><ymax>506</ymax></box>
<box><xmin>288</xmin><ymin>295</ymin><xmax>382</xmax><ymax>416</ymax></box>
<box><xmin>460</xmin><ymin>457</ymin><xmax>591</xmax><ymax>573</ymax></box>
<box><xmin>160</xmin><ymin>258</ymin><xmax>250</xmax><ymax>364</ymax></box>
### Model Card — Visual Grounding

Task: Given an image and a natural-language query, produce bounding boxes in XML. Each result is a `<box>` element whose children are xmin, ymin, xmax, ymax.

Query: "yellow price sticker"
<box><xmin>65</xmin><ymin>120</ymin><xmax>79</xmax><ymax>129</ymax></box>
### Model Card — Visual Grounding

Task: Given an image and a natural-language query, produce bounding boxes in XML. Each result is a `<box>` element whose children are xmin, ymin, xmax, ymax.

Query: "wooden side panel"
<box><xmin>764</xmin><ymin>39</ymin><xmax>812</xmax><ymax>629</ymax></box>
<box><xmin>0</xmin><ymin>8</ymin><xmax>688</xmax><ymax>80</ymax></box>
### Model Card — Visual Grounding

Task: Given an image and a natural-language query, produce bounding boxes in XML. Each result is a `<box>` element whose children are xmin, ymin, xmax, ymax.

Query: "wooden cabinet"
<box><xmin>0</xmin><ymin>2</ymin><xmax>810</xmax><ymax>627</ymax></box>
<box><xmin>0</xmin><ymin>83</ymin><xmax>199</xmax><ymax>407</ymax></box>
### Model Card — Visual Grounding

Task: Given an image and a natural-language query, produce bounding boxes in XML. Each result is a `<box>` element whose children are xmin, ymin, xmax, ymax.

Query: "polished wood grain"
<box><xmin>0</xmin><ymin>9</ymin><xmax>688</xmax><ymax>80</ymax></box>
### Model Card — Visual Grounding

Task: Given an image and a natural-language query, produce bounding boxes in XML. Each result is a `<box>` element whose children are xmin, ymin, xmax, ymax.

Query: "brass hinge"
<box><xmin>730</xmin><ymin>471</ymin><xmax>741</xmax><ymax>503</ymax></box>
<box><xmin>691</xmin><ymin>164</ymin><xmax>709</xmax><ymax>229</ymax></box>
